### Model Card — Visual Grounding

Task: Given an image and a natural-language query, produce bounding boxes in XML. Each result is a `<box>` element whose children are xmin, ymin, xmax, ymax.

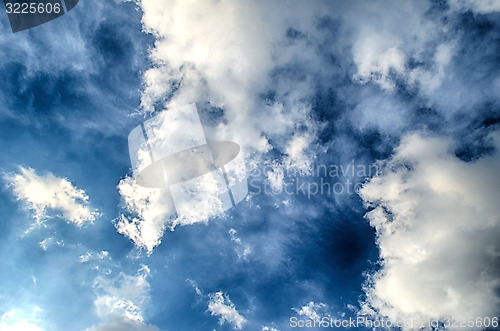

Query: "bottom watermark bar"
<box><xmin>290</xmin><ymin>316</ymin><xmax>499</xmax><ymax>329</ymax></box>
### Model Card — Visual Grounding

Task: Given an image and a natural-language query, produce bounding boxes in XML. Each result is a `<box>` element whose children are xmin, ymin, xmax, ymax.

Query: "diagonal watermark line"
<box><xmin>61</xmin><ymin>0</ymin><xmax>68</xmax><ymax>13</ymax></box>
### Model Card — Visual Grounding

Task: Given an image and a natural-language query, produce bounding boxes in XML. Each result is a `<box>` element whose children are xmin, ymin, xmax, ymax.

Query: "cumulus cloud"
<box><xmin>121</xmin><ymin>0</ymin><xmax>500</xmax><ymax>276</ymax></box>
<box><xmin>127</xmin><ymin>0</ymin><xmax>478</xmax><ymax>225</ymax></box>
<box><xmin>359</xmin><ymin>131</ymin><xmax>500</xmax><ymax>329</ymax></box>
<box><xmin>118</xmin><ymin>0</ymin><xmax>338</xmax><ymax>252</ymax></box>
<box><xmin>347</xmin><ymin>1</ymin><xmax>444</xmax><ymax>92</ymax></box>
<box><xmin>4</xmin><ymin>167</ymin><xmax>99</xmax><ymax>226</ymax></box>
<box><xmin>86</xmin><ymin>266</ymin><xmax>159</xmax><ymax>331</ymax></box>
<box><xmin>208</xmin><ymin>291</ymin><xmax>247</xmax><ymax>329</ymax></box>
<box><xmin>138</xmin><ymin>0</ymin><xmax>328</xmax><ymax>154</ymax></box>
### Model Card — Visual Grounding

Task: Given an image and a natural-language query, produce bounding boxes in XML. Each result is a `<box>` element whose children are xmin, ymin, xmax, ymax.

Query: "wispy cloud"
<box><xmin>208</xmin><ymin>291</ymin><xmax>247</xmax><ymax>330</ymax></box>
<box><xmin>294</xmin><ymin>301</ymin><xmax>328</xmax><ymax>321</ymax></box>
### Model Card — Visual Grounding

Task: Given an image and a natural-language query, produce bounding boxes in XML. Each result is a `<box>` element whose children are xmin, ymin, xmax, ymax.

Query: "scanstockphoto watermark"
<box><xmin>248</xmin><ymin>162</ymin><xmax>380</xmax><ymax>198</ymax></box>
<box><xmin>290</xmin><ymin>316</ymin><xmax>500</xmax><ymax>329</ymax></box>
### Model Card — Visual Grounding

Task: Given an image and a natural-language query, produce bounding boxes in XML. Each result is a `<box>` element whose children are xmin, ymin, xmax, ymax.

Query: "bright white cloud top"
<box><xmin>360</xmin><ymin>131</ymin><xmax>500</xmax><ymax>329</ymax></box>
<box><xmin>4</xmin><ymin>167</ymin><xmax>99</xmax><ymax>226</ymax></box>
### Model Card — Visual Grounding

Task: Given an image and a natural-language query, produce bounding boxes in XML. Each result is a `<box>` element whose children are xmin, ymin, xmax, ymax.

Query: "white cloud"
<box><xmin>117</xmin><ymin>127</ymin><xmax>246</xmax><ymax>253</ymax></box>
<box><xmin>408</xmin><ymin>42</ymin><xmax>456</xmax><ymax>96</ymax></box>
<box><xmin>122</xmin><ymin>0</ymin><xmax>334</xmax><ymax>253</ymax></box>
<box><xmin>138</xmin><ymin>0</ymin><xmax>327</xmax><ymax>155</ymax></box>
<box><xmin>80</xmin><ymin>251</ymin><xmax>110</xmax><ymax>263</ymax></box>
<box><xmin>115</xmin><ymin>176</ymin><xmax>175</xmax><ymax>254</ymax></box>
<box><xmin>343</xmin><ymin>0</ymin><xmax>474</xmax><ymax>111</ymax></box>
<box><xmin>86</xmin><ymin>266</ymin><xmax>158</xmax><ymax>331</ymax></box>
<box><xmin>93</xmin><ymin>267</ymin><xmax>150</xmax><ymax>322</ymax></box>
<box><xmin>294</xmin><ymin>302</ymin><xmax>328</xmax><ymax>321</ymax></box>
<box><xmin>39</xmin><ymin>238</ymin><xmax>64</xmax><ymax>251</ymax></box>
<box><xmin>133</xmin><ymin>0</ymin><xmax>463</xmax><ymax>160</ymax></box>
<box><xmin>284</xmin><ymin>135</ymin><xmax>314</xmax><ymax>173</ymax></box>
<box><xmin>353</xmin><ymin>41</ymin><xmax>406</xmax><ymax>91</ymax></box>
<box><xmin>126</xmin><ymin>0</ymin><xmax>499</xmax><ymax>255</ymax></box>
<box><xmin>4</xmin><ymin>167</ymin><xmax>99</xmax><ymax>226</ymax></box>
<box><xmin>187</xmin><ymin>279</ymin><xmax>203</xmax><ymax>297</ymax></box>
<box><xmin>228</xmin><ymin>229</ymin><xmax>252</xmax><ymax>260</ymax></box>
<box><xmin>208</xmin><ymin>291</ymin><xmax>247</xmax><ymax>330</ymax></box>
<box><xmin>0</xmin><ymin>308</ymin><xmax>45</xmax><ymax>331</ymax></box>
<box><xmin>348</xmin><ymin>1</ymin><xmax>435</xmax><ymax>90</ymax></box>
<box><xmin>359</xmin><ymin>131</ymin><xmax>500</xmax><ymax>329</ymax></box>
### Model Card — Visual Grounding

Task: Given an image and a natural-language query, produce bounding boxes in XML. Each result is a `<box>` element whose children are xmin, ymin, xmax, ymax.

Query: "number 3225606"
<box><xmin>5</xmin><ymin>2</ymin><xmax>62</xmax><ymax>14</ymax></box>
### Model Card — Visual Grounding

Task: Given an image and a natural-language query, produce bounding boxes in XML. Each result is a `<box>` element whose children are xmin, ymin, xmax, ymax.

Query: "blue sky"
<box><xmin>0</xmin><ymin>1</ymin><xmax>499</xmax><ymax>330</ymax></box>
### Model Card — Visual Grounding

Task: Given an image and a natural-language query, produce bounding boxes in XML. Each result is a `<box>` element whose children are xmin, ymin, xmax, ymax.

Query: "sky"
<box><xmin>0</xmin><ymin>0</ymin><xmax>499</xmax><ymax>330</ymax></box>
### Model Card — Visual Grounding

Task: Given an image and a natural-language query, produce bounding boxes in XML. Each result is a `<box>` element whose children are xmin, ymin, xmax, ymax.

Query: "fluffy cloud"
<box><xmin>352</xmin><ymin>36</ymin><xmax>406</xmax><ymax>91</ymax></box>
<box><xmin>138</xmin><ymin>0</ymin><xmax>327</xmax><ymax>154</ymax></box>
<box><xmin>348</xmin><ymin>1</ymin><xmax>466</xmax><ymax>103</ymax></box>
<box><xmin>0</xmin><ymin>308</ymin><xmax>45</xmax><ymax>331</ymax></box>
<box><xmin>4</xmin><ymin>167</ymin><xmax>99</xmax><ymax>226</ymax></box>
<box><xmin>208</xmin><ymin>291</ymin><xmax>247</xmax><ymax>329</ymax></box>
<box><xmin>86</xmin><ymin>266</ymin><xmax>159</xmax><ymax>331</ymax></box>
<box><xmin>115</xmin><ymin>176</ymin><xmax>174</xmax><ymax>253</ymax></box>
<box><xmin>119</xmin><ymin>0</ymin><xmax>336</xmax><ymax>252</ymax></box>
<box><xmin>189</xmin><ymin>280</ymin><xmax>247</xmax><ymax>329</ymax></box>
<box><xmin>123</xmin><ymin>5</ymin><xmax>500</xmax><ymax>309</ymax></box>
<box><xmin>359</xmin><ymin>131</ymin><xmax>500</xmax><ymax>328</ymax></box>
